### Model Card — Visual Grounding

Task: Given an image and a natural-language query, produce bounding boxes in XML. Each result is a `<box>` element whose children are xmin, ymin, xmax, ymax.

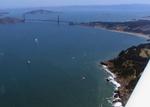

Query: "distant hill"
<box><xmin>0</xmin><ymin>11</ymin><xmax>9</xmax><ymax>17</ymax></box>
<box><xmin>24</xmin><ymin>9</ymin><xmax>59</xmax><ymax>15</ymax></box>
<box><xmin>52</xmin><ymin>4</ymin><xmax>150</xmax><ymax>11</ymax></box>
<box><xmin>0</xmin><ymin>17</ymin><xmax>23</xmax><ymax>24</ymax></box>
<box><xmin>0</xmin><ymin>12</ymin><xmax>9</xmax><ymax>15</ymax></box>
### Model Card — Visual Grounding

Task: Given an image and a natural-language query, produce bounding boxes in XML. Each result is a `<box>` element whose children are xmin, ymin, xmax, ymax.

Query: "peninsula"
<box><xmin>0</xmin><ymin>17</ymin><xmax>24</xmax><ymax>24</ymax></box>
<box><xmin>101</xmin><ymin>43</ymin><xmax>150</xmax><ymax>106</ymax></box>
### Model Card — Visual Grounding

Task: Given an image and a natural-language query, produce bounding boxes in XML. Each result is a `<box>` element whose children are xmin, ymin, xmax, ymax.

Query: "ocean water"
<box><xmin>0</xmin><ymin>7</ymin><xmax>148</xmax><ymax>107</ymax></box>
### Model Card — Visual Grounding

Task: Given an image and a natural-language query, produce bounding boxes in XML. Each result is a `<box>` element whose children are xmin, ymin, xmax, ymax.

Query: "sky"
<box><xmin>1</xmin><ymin>0</ymin><xmax>150</xmax><ymax>8</ymax></box>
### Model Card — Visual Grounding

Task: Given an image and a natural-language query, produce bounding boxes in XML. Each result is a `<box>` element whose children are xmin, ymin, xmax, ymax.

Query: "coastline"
<box><xmin>101</xmin><ymin>64</ymin><xmax>123</xmax><ymax>107</ymax></box>
<box><xmin>100</xmin><ymin>43</ymin><xmax>150</xmax><ymax>106</ymax></box>
<box><xmin>96</xmin><ymin>27</ymin><xmax>150</xmax><ymax>39</ymax></box>
<box><xmin>81</xmin><ymin>25</ymin><xmax>150</xmax><ymax>39</ymax></box>
<box><xmin>79</xmin><ymin>22</ymin><xmax>150</xmax><ymax>106</ymax></box>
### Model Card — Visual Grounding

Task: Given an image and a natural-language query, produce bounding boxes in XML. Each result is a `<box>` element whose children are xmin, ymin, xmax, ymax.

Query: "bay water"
<box><xmin>0</xmin><ymin>7</ymin><xmax>148</xmax><ymax>107</ymax></box>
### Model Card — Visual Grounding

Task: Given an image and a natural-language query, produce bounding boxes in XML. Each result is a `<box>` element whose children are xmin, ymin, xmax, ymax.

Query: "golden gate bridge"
<box><xmin>22</xmin><ymin>14</ymin><xmax>76</xmax><ymax>25</ymax></box>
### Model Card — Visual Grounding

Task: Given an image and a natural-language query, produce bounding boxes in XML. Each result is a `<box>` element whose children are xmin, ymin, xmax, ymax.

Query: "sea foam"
<box><xmin>101</xmin><ymin>65</ymin><xmax>123</xmax><ymax>107</ymax></box>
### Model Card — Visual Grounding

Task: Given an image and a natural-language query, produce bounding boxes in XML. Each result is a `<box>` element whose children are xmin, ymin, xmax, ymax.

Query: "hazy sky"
<box><xmin>1</xmin><ymin>0</ymin><xmax>150</xmax><ymax>8</ymax></box>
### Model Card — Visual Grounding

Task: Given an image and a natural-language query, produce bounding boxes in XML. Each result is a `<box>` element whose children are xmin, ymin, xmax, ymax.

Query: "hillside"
<box><xmin>101</xmin><ymin>43</ymin><xmax>150</xmax><ymax>105</ymax></box>
<box><xmin>80</xmin><ymin>20</ymin><xmax>150</xmax><ymax>39</ymax></box>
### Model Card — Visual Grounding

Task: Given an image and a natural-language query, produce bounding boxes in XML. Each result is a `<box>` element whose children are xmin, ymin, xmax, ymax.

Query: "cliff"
<box><xmin>101</xmin><ymin>43</ymin><xmax>150</xmax><ymax>105</ymax></box>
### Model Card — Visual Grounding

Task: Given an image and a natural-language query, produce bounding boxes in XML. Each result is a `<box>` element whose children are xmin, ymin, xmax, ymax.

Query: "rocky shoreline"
<box><xmin>102</xmin><ymin>65</ymin><xmax>123</xmax><ymax>107</ymax></box>
<box><xmin>101</xmin><ymin>43</ymin><xmax>150</xmax><ymax>106</ymax></box>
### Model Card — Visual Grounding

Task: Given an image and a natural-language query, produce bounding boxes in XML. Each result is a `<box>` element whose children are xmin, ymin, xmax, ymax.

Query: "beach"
<box><xmin>100</xmin><ymin>28</ymin><xmax>150</xmax><ymax>39</ymax></box>
<box><xmin>80</xmin><ymin>25</ymin><xmax>150</xmax><ymax>39</ymax></box>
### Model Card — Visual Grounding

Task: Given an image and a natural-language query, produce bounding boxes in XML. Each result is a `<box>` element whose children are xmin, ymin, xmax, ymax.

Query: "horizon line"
<box><xmin>1</xmin><ymin>3</ymin><xmax>150</xmax><ymax>10</ymax></box>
